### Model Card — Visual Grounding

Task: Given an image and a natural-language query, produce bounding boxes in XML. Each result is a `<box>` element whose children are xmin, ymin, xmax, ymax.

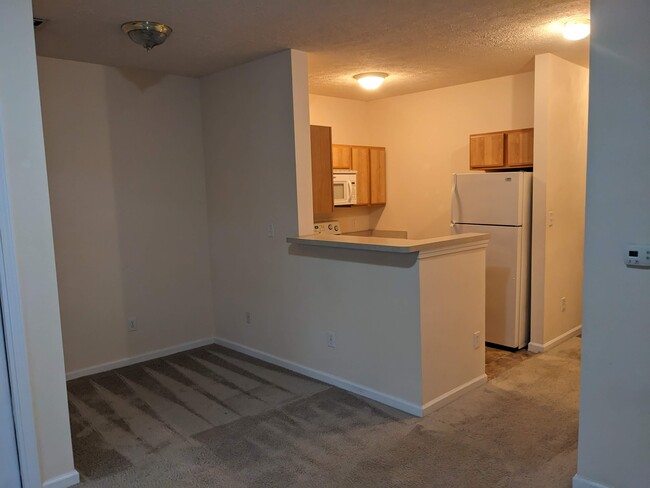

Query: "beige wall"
<box><xmin>530</xmin><ymin>54</ymin><xmax>589</xmax><ymax>348</ymax></box>
<box><xmin>419</xmin><ymin>246</ymin><xmax>486</xmax><ymax>405</ymax></box>
<box><xmin>292</xmin><ymin>52</ymin><xmax>314</xmax><ymax>236</ymax></box>
<box><xmin>309</xmin><ymin>73</ymin><xmax>535</xmax><ymax>238</ymax></box>
<box><xmin>575</xmin><ymin>0</ymin><xmax>650</xmax><ymax>486</ymax></box>
<box><xmin>309</xmin><ymin>95</ymin><xmax>373</xmax><ymax>144</ymax></box>
<box><xmin>369</xmin><ymin>73</ymin><xmax>534</xmax><ymax>239</ymax></box>
<box><xmin>202</xmin><ymin>50</ymin><xmax>426</xmax><ymax>407</ymax></box>
<box><xmin>37</xmin><ymin>57</ymin><xmax>214</xmax><ymax>374</ymax></box>
<box><xmin>0</xmin><ymin>0</ymin><xmax>75</xmax><ymax>484</ymax></box>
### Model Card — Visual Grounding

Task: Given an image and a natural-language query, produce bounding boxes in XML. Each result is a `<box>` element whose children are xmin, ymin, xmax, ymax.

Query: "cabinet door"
<box><xmin>469</xmin><ymin>133</ymin><xmax>505</xmax><ymax>169</ymax></box>
<box><xmin>370</xmin><ymin>147</ymin><xmax>386</xmax><ymax>205</ymax></box>
<box><xmin>332</xmin><ymin>144</ymin><xmax>352</xmax><ymax>169</ymax></box>
<box><xmin>351</xmin><ymin>146</ymin><xmax>370</xmax><ymax>205</ymax></box>
<box><xmin>310</xmin><ymin>125</ymin><xmax>333</xmax><ymax>215</ymax></box>
<box><xmin>506</xmin><ymin>129</ymin><xmax>534</xmax><ymax>167</ymax></box>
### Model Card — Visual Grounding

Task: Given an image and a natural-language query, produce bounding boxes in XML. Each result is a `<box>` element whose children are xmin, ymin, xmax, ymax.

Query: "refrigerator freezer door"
<box><xmin>454</xmin><ymin>223</ymin><xmax>529</xmax><ymax>348</ymax></box>
<box><xmin>452</xmin><ymin>172</ymin><xmax>526</xmax><ymax>226</ymax></box>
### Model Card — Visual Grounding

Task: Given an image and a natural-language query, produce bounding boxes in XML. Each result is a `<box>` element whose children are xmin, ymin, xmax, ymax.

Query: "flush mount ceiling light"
<box><xmin>121</xmin><ymin>21</ymin><xmax>173</xmax><ymax>51</ymax></box>
<box><xmin>354</xmin><ymin>72</ymin><xmax>388</xmax><ymax>90</ymax></box>
<box><xmin>562</xmin><ymin>19</ymin><xmax>590</xmax><ymax>40</ymax></box>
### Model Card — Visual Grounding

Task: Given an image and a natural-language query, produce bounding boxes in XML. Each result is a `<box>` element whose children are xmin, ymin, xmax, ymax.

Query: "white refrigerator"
<box><xmin>451</xmin><ymin>171</ymin><xmax>532</xmax><ymax>349</ymax></box>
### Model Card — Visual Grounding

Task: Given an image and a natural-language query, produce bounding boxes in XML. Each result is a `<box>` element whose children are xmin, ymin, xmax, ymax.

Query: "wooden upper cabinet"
<box><xmin>370</xmin><ymin>147</ymin><xmax>386</xmax><ymax>205</ymax></box>
<box><xmin>351</xmin><ymin>146</ymin><xmax>370</xmax><ymax>205</ymax></box>
<box><xmin>330</xmin><ymin>143</ymin><xmax>387</xmax><ymax>206</ymax></box>
<box><xmin>505</xmin><ymin>128</ymin><xmax>534</xmax><ymax>167</ymax></box>
<box><xmin>332</xmin><ymin>144</ymin><xmax>352</xmax><ymax>169</ymax></box>
<box><xmin>310</xmin><ymin>125</ymin><xmax>333</xmax><ymax>215</ymax></box>
<box><xmin>469</xmin><ymin>128</ymin><xmax>534</xmax><ymax>170</ymax></box>
<box><xmin>469</xmin><ymin>133</ymin><xmax>505</xmax><ymax>169</ymax></box>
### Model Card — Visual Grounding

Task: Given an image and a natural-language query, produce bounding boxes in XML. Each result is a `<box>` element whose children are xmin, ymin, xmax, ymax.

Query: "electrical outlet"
<box><xmin>548</xmin><ymin>210</ymin><xmax>554</xmax><ymax>227</ymax></box>
<box><xmin>127</xmin><ymin>317</ymin><xmax>137</xmax><ymax>332</ymax></box>
<box><xmin>473</xmin><ymin>331</ymin><xmax>481</xmax><ymax>349</ymax></box>
<box><xmin>561</xmin><ymin>297</ymin><xmax>567</xmax><ymax>312</ymax></box>
<box><xmin>245</xmin><ymin>311</ymin><xmax>252</xmax><ymax>324</ymax></box>
<box><xmin>327</xmin><ymin>331</ymin><xmax>336</xmax><ymax>348</ymax></box>
<box><xmin>267</xmin><ymin>223</ymin><xmax>275</xmax><ymax>238</ymax></box>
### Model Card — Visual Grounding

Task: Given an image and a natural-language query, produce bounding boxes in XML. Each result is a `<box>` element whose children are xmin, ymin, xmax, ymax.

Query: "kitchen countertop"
<box><xmin>287</xmin><ymin>232</ymin><xmax>489</xmax><ymax>254</ymax></box>
<box><xmin>344</xmin><ymin>229</ymin><xmax>409</xmax><ymax>239</ymax></box>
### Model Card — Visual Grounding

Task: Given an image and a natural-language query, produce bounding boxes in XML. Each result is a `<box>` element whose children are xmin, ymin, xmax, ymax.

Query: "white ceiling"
<box><xmin>32</xmin><ymin>0</ymin><xmax>590</xmax><ymax>101</ymax></box>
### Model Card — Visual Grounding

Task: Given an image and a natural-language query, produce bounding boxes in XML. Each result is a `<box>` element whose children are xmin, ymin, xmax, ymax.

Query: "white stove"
<box><xmin>313</xmin><ymin>220</ymin><xmax>341</xmax><ymax>235</ymax></box>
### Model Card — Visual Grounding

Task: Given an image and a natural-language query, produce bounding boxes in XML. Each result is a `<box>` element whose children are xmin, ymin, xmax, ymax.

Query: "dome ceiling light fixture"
<box><xmin>354</xmin><ymin>72</ymin><xmax>389</xmax><ymax>90</ymax></box>
<box><xmin>121</xmin><ymin>21</ymin><xmax>173</xmax><ymax>51</ymax></box>
<box><xmin>562</xmin><ymin>19</ymin><xmax>590</xmax><ymax>41</ymax></box>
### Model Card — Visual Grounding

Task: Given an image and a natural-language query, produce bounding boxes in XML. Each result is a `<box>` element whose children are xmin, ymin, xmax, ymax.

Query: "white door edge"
<box><xmin>0</xmin><ymin>124</ymin><xmax>42</xmax><ymax>487</ymax></box>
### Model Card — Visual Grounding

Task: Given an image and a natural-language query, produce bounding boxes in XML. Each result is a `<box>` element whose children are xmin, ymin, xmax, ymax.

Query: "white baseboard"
<box><xmin>421</xmin><ymin>374</ymin><xmax>487</xmax><ymax>414</ymax></box>
<box><xmin>213</xmin><ymin>336</ymin><xmax>426</xmax><ymax>416</ymax></box>
<box><xmin>64</xmin><ymin>334</ymin><xmax>488</xmax><ymax>417</ymax></box>
<box><xmin>43</xmin><ymin>470</ymin><xmax>80</xmax><ymax>488</ymax></box>
<box><xmin>65</xmin><ymin>337</ymin><xmax>215</xmax><ymax>380</ymax></box>
<box><xmin>573</xmin><ymin>474</ymin><xmax>612</xmax><ymax>488</ymax></box>
<box><xmin>528</xmin><ymin>324</ymin><xmax>582</xmax><ymax>353</ymax></box>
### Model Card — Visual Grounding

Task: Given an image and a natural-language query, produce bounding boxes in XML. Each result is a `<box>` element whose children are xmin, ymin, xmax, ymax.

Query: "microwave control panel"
<box><xmin>314</xmin><ymin>221</ymin><xmax>341</xmax><ymax>235</ymax></box>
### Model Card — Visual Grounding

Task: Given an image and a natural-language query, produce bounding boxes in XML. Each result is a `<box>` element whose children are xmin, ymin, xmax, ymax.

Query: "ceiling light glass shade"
<box><xmin>354</xmin><ymin>72</ymin><xmax>388</xmax><ymax>90</ymax></box>
<box><xmin>562</xmin><ymin>20</ymin><xmax>590</xmax><ymax>40</ymax></box>
<box><xmin>121</xmin><ymin>21</ymin><xmax>172</xmax><ymax>50</ymax></box>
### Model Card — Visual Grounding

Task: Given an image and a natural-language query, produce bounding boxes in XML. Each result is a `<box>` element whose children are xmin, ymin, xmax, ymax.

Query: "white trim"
<box><xmin>421</xmin><ymin>374</ymin><xmax>487</xmax><ymax>414</ymax></box>
<box><xmin>65</xmin><ymin>337</ymin><xmax>215</xmax><ymax>380</ymax></box>
<box><xmin>67</xmin><ymin>336</ymin><xmax>488</xmax><ymax>417</ymax></box>
<box><xmin>213</xmin><ymin>336</ymin><xmax>426</xmax><ymax>416</ymax></box>
<box><xmin>528</xmin><ymin>324</ymin><xmax>582</xmax><ymax>353</ymax></box>
<box><xmin>417</xmin><ymin>239</ymin><xmax>489</xmax><ymax>260</ymax></box>
<box><xmin>572</xmin><ymin>474</ymin><xmax>612</xmax><ymax>488</ymax></box>
<box><xmin>0</xmin><ymin>124</ymin><xmax>42</xmax><ymax>487</ymax></box>
<box><xmin>42</xmin><ymin>470</ymin><xmax>79</xmax><ymax>488</ymax></box>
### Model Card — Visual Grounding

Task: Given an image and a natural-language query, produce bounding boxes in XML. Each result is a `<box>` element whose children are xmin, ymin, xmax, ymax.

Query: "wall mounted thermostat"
<box><xmin>625</xmin><ymin>244</ymin><xmax>650</xmax><ymax>268</ymax></box>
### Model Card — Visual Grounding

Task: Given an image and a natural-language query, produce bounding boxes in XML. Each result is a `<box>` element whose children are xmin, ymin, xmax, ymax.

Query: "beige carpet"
<box><xmin>69</xmin><ymin>338</ymin><xmax>581</xmax><ymax>487</ymax></box>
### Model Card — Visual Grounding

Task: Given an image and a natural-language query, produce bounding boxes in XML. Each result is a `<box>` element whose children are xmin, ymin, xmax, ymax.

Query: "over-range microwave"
<box><xmin>333</xmin><ymin>169</ymin><xmax>357</xmax><ymax>206</ymax></box>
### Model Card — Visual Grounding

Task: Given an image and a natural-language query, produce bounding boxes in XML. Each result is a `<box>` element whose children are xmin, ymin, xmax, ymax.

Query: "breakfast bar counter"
<box><xmin>286</xmin><ymin>230</ymin><xmax>490</xmax><ymax>416</ymax></box>
<box><xmin>287</xmin><ymin>232</ymin><xmax>488</xmax><ymax>254</ymax></box>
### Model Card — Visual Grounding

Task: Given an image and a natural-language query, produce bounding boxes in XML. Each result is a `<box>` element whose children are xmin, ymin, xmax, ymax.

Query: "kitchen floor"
<box><xmin>485</xmin><ymin>345</ymin><xmax>535</xmax><ymax>380</ymax></box>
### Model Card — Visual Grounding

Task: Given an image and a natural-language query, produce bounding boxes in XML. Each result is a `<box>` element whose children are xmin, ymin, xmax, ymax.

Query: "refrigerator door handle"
<box><xmin>451</xmin><ymin>173</ymin><xmax>459</xmax><ymax>225</ymax></box>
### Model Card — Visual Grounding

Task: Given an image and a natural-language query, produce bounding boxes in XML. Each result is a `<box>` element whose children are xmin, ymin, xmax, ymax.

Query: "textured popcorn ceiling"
<box><xmin>32</xmin><ymin>0</ymin><xmax>589</xmax><ymax>100</ymax></box>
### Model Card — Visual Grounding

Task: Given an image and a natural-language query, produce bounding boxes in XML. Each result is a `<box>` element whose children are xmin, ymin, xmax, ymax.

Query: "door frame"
<box><xmin>0</xmin><ymin>125</ymin><xmax>42</xmax><ymax>487</ymax></box>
